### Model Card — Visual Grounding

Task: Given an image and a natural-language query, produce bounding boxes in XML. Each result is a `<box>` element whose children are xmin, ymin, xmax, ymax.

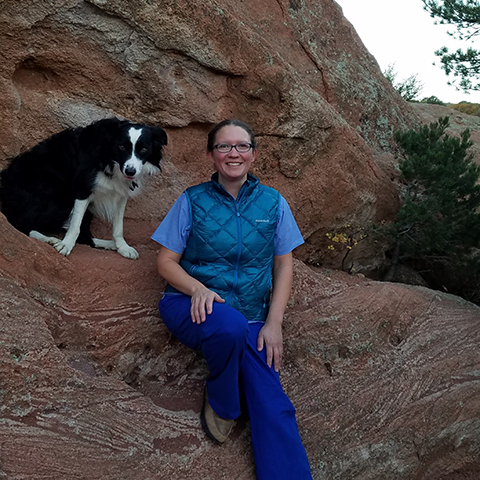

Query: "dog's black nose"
<box><xmin>124</xmin><ymin>166</ymin><xmax>137</xmax><ymax>177</ymax></box>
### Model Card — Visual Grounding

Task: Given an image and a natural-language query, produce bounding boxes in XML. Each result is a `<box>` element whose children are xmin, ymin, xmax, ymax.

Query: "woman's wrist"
<box><xmin>265</xmin><ymin>310</ymin><xmax>284</xmax><ymax>327</ymax></box>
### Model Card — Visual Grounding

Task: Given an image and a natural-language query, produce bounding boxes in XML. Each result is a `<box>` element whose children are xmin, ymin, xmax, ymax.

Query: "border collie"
<box><xmin>0</xmin><ymin>117</ymin><xmax>167</xmax><ymax>259</ymax></box>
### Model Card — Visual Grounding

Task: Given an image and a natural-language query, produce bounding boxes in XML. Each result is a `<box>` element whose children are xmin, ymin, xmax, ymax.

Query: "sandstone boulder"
<box><xmin>1</xmin><ymin>214</ymin><xmax>479</xmax><ymax>479</ymax></box>
<box><xmin>0</xmin><ymin>0</ymin><xmax>421</xmax><ymax>273</ymax></box>
<box><xmin>1</xmin><ymin>1</ymin><xmax>479</xmax><ymax>479</ymax></box>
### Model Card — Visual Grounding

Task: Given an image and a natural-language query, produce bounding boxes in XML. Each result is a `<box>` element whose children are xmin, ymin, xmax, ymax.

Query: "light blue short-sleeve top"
<box><xmin>151</xmin><ymin>192</ymin><xmax>304</xmax><ymax>256</ymax></box>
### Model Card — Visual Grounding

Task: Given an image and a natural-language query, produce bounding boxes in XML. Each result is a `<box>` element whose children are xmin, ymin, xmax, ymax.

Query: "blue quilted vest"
<box><xmin>166</xmin><ymin>173</ymin><xmax>280</xmax><ymax>322</ymax></box>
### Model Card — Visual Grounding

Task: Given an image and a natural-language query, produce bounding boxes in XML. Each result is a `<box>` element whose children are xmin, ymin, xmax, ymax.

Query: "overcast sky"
<box><xmin>335</xmin><ymin>0</ymin><xmax>480</xmax><ymax>104</ymax></box>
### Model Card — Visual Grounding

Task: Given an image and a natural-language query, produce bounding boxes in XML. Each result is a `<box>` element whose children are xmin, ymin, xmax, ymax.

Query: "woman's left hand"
<box><xmin>257</xmin><ymin>321</ymin><xmax>283</xmax><ymax>372</ymax></box>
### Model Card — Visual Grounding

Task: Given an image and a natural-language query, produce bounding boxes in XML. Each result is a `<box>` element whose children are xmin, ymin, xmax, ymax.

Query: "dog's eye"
<box><xmin>140</xmin><ymin>148</ymin><xmax>148</xmax><ymax>153</ymax></box>
<box><xmin>119</xmin><ymin>145</ymin><xmax>125</xmax><ymax>151</ymax></box>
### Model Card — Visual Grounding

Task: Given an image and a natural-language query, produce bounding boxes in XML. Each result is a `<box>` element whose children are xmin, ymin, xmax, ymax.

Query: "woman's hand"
<box><xmin>190</xmin><ymin>285</ymin><xmax>225</xmax><ymax>324</ymax></box>
<box><xmin>256</xmin><ymin>252</ymin><xmax>293</xmax><ymax>372</ymax></box>
<box><xmin>257</xmin><ymin>321</ymin><xmax>283</xmax><ymax>372</ymax></box>
<box><xmin>157</xmin><ymin>246</ymin><xmax>224</xmax><ymax>324</ymax></box>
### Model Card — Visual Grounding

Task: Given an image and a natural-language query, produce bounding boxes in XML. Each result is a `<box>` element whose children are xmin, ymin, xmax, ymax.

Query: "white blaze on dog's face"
<box><xmin>122</xmin><ymin>127</ymin><xmax>144</xmax><ymax>180</ymax></box>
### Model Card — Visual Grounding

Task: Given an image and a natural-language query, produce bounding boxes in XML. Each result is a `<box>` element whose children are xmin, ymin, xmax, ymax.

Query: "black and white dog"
<box><xmin>0</xmin><ymin>117</ymin><xmax>167</xmax><ymax>259</ymax></box>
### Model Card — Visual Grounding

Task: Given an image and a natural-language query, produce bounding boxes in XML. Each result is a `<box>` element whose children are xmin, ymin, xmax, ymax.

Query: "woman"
<box><xmin>152</xmin><ymin>119</ymin><xmax>312</xmax><ymax>479</ymax></box>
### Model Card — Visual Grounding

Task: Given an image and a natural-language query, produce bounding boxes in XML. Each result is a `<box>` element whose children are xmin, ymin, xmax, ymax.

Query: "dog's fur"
<box><xmin>0</xmin><ymin>117</ymin><xmax>167</xmax><ymax>259</ymax></box>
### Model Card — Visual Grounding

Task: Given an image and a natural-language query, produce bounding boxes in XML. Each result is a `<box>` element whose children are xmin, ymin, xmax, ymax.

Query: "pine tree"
<box><xmin>423</xmin><ymin>0</ymin><xmax>480</xmax><ymax>91</ymax></box>
<box><xmin>384</xmin><ymin>116</ymin><xmax>480</xmax><ymax>302</ymax></box>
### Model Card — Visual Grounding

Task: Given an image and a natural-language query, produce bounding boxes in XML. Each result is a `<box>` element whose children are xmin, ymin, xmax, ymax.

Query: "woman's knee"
<box><xmin>208</xmin><ymin>303</ymin><xmax>249</xmax><ymax>344</ymax></box>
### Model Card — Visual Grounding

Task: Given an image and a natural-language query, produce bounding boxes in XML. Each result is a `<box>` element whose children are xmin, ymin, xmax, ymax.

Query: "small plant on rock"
<box><xmin>326</xmin><ymin>225</ymin><xmax>368</xmax><ymax>272</ymax></box>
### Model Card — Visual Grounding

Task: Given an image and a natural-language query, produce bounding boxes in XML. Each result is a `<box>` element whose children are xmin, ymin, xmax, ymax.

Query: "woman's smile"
<box><xmin>207</xmin><ymin>125</ymin><xmax>257</xmax><ymax>193</ymax></box>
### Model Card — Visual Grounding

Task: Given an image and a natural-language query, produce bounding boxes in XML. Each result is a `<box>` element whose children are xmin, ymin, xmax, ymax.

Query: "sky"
<box><xmin>335</xmin><ymin>0</ymin><xmax>480</xmax><ymax>104</ymax></box>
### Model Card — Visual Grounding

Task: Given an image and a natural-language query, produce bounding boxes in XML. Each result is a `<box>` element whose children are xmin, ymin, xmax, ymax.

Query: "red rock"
<box><xmin>0</xmin><ymin>1</ymin><xmax>479</xmax><ymax>479</ymax></box>
<box><xmin>0</xmin><ymin>0</ymin><xmax>420</xmax><ymax>273</ymax></box>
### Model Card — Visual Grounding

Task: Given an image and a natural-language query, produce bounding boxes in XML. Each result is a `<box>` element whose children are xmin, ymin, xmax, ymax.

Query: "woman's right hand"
<box><xmin>157</xmin><ymin>246</ymin><xmax>225</xmax><ymax>324</ymax></box>
<box><xmin>190</xmin><ymin>285</ymin><xmax>225</xmax><ymax>324</ymax></box>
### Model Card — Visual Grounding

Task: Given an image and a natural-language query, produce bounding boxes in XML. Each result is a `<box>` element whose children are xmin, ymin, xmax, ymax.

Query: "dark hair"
<box><xmin>207</xmin><ymin>119</ymin><xmax>257</xmax><ymax>152</ymax></box>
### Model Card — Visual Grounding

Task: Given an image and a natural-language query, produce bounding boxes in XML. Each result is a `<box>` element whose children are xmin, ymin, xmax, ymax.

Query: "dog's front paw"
<box><xmin>117</xmin><ymin>245</ymin><xmax>139</xmax><ymax>260</ymax></box>
<box><xmin>54</xmin><ymin>240</ymin><xmax>75</xmax><ymax>256</ymax></box>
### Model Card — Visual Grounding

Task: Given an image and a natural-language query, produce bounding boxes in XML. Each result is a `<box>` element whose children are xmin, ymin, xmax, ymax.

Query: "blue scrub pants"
<box><xmin>159</xmin><ymin>294</ymin><xmax>312</xmax><ymax>480</ymax></box>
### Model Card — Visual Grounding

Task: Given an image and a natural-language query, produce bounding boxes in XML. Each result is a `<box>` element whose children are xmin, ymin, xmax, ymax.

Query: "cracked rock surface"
<box><xmin>1</xmin><ymin>1</ymin><xmax>480</xmax><ymax>478</ymax></box>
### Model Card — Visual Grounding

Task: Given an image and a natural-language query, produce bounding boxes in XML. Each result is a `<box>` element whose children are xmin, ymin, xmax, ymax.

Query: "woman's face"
<box><xmin>208</xmin><ymin>125</ymin><xmax>256</xmax><ymax>184</ymax></box>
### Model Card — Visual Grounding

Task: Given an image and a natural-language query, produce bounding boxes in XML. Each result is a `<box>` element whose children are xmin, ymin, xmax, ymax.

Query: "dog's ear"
<box><xmin>148</xmin><ymin>127</ymin><xmax>168</xmax><ymax>170</ymax></box>
<box><xmin>152</xmin><ymin>126</ymin><xmax>168</xmax><ymax>147</ymax></box>
<box><xmin>97</xmin><ymin>117</ymin><xmax>124</xmax><ymax>129</ymax></box>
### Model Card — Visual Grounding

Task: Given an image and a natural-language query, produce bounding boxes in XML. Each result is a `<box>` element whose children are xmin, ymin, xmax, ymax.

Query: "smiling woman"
<box><xmin>151</xmin><ymin>119</ymin><xmax>313</xmax><ymax>479</ymax></box>
<box><xmin>207</xmin><ymin>122</ymin><xmax>257</xmax><ymax>198</ymax></box>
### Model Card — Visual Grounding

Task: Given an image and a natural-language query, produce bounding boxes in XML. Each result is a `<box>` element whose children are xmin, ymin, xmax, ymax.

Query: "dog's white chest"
<box><xmin>90</xmin><ymin>172</ymin><xmax>135</xmax><ymax>222</ymax></box>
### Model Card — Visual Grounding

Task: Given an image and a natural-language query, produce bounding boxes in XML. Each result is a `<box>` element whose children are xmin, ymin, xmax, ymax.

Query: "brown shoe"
<box><xmin>200</xmin><ymin>388</ymin><xmax>235</xmax><ymax>444</ymax></box>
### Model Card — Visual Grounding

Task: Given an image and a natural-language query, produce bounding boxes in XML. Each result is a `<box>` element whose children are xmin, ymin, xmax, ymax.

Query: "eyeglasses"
<box><xmin>213</xmin><ymin>143</ymin><xmax>253</xmax><ymax>153</ymax></box>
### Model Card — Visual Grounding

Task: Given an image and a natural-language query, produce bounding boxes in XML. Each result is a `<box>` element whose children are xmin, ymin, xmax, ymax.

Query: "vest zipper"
<box><xmin>212</xmin><ymin>179</ymin><xmax>250</xmax><ymax>307</ymax></box>
<box><xmin>226</xmin><ymin>202</ymin><xmax>242</xmax><ymax>304</ymax></box>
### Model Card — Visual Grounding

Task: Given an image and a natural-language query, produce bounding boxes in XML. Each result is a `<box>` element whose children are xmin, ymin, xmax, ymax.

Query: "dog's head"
<box><xmin>87</xmin><ymin>118</ymin><xmax>167</xmax><ymax>181</ymax></box>
<box><xmin>116</xmin><ymin>121</ymin><xmax>168</xmax><ymax>180</ymax></box>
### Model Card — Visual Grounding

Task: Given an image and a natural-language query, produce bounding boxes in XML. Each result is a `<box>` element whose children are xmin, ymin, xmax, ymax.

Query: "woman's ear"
<box><xmin>207</xmin><ymin>150</ymin><xmax>215</xmax><ymax>165</ymax></box>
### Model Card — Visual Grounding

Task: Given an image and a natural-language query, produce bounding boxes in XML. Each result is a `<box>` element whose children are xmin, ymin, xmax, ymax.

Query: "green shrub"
<box><xmin>383</xmin><ymin>116</ymin><xmax>480</xmax><ymax>304</ymax></box>
<box><xmin>420</xmin><ymin>96</ymin><xmax>445</xmax><ymax>105</ymax></box>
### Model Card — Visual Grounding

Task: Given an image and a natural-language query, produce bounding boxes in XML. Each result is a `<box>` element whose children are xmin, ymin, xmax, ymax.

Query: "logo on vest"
<box><xmin>255</xmin><ymin>219</ymin><xmax>270</xmax><ymax>223</ymax></box>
